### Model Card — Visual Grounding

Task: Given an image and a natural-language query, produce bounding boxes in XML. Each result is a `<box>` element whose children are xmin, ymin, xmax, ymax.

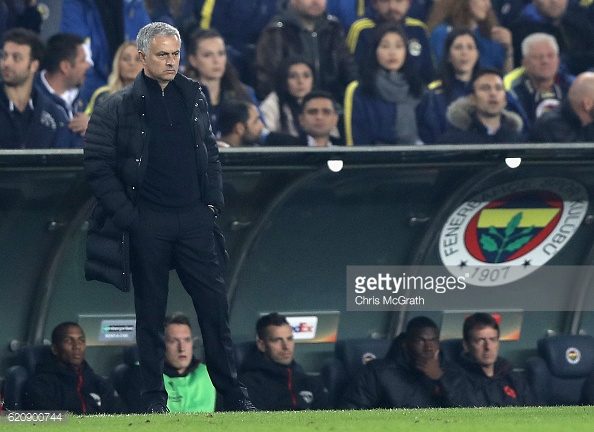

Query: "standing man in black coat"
<box><xmin>83</xmin><ymin>21</ymin><xmax>254</xmax><ymax>413</ymax></box>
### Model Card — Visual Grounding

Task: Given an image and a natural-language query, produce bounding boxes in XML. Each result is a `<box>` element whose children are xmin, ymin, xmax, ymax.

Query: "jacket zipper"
<box><xmin>75</xmin><ymin>366</ymin><xmax>87</xmax><ymax>413</ymax></box>
<box><xmin>287</xmin><ymin>367</ymin><xmax>297</xmax><ymax>407</ymax></box>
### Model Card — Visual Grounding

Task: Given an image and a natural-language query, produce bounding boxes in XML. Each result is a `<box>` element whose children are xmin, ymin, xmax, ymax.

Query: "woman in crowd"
<box><xmin>344</xmin><ymin>22</ymin><xmax>424</xmax><ymax>146</ymax></box>
<box><xmin>85</xmin><ymin>41</ymin><xmax>143</xmax><ymax>114</ymax></box>
<box><xmin>259</xmin><ymin>57</ymin><xmax>314</xmax><ymax>137</ymax></box>
<box><xmin>184</xmin><ymin>27</ymin><xmax>260</xmax><ymax>137</ymax></box>
<box><xmin>417</xmin><ymin>28</ymin><xmax>480</xmax><ymax>144</ymax></box>
<box><xmin>426</xmin><ymin>0</ymin><xmax>514</xmax><ymax>74</ymax></box>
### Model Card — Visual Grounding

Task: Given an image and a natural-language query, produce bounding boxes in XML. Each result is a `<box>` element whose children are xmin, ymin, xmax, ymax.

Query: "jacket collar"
<box><xmin>446</xmin><ymin>96</ymin><xmax>524</xmax><ymax>133</ymax></box>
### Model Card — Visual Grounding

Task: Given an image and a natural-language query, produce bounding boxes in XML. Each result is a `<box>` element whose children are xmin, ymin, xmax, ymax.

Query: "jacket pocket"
<box><xmin>85</xmin><ymin>202</ymin><xmax>131</xmax><ymax>292</ymax></box>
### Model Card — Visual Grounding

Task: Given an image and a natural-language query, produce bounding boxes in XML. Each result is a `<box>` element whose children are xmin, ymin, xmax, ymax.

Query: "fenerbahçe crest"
<box><xmin>439</xmin><ymin>178</ymin><xmax>588</xmax><ymax>286</ymax></box>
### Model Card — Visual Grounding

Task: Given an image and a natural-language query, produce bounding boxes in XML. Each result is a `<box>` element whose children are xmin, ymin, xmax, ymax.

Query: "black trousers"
<box><xmin>130</xmin><ymin>202</ymin><xmax>241</xmax><ymax>407</ymax></box>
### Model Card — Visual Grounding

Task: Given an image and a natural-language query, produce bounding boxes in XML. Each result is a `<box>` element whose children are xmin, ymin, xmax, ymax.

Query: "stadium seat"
<box><xmin>319</xmin><ymin>338</ymin><xmax>391</xmax><ymax>408</ymax></box>
<box><xmin>440</xmin><ymin>338</ymin><xmax>464</xmax><ymax>364</ymax></box>
<box><xmin>525</xmin><ymin>335</ymin><xmax>594</xmax><ymax>405</ymax></box>
<box><xmin>233</xmin><ymin>341</ymin><xmax>258</xmax><ymax>369</ymax></box>
<box><xmin>2</xmin><ymin>344</ymin><xmax>53</xmax><ymax>410</ymax></box>
<box><xmin>110</xmin><ymin>344</ymin><xmax>142</xmax><ymax>413</ymax></box>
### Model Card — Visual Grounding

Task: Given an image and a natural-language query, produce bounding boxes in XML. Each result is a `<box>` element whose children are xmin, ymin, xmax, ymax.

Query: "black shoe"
<box><xmin>225</xmin><ymin>398</ymin><xmax>258</xmax><ymax>412</ymax></box>
<box><xmin>145</xmin><ymin>402</ymin><xmax>170</xmax><ymax>414</ymax></box>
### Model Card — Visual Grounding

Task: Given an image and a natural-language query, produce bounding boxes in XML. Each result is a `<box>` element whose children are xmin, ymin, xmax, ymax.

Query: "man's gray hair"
<box><xmin>137</xmin><ymin>22</ymin><xmax>181</xmax><ymax>55</ymax></box>
<box><xmin>521</xmin><ymin>32</ymin><xmax>559</xmax><ymax>58</ymax></box>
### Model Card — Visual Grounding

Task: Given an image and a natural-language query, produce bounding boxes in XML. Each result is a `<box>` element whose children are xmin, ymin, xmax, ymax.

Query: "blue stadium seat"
<box><xmin>110</xmin><ymin>344</ymin><xmax>142</xmax><ymax>413</ymax></box>
<box><xmin>2</xmin><ymin>345</ymin><xmax>53</xmax><ymax>410</ymax></box>
<box><xmin>440</xmin><ymin>338</ymin><xmax>464</xmax><ymax>364</ymax></box>
<box><xmin>525</xmin><ymin>335</ymin><xmax>594</xmax><ymax>405</ymax></box>
<box><xmin>319</xmin><ymin>338</ymin><xmax>391</xmax><ymax>408</ymax></box>
<box><xmin>233</xmin><ymin>341</ymin><xmax>258</xmax><ymax>369</ymax></box>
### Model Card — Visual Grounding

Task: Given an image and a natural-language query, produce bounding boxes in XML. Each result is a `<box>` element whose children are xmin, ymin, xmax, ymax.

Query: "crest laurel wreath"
<box><xmin>479</xmin><ymin>212</ymin><xmax>535</xmax><ymax>263</ymax></box>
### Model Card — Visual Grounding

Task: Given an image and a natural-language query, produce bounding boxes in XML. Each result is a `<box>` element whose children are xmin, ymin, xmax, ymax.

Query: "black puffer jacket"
<box><xmin>239</xmin><ymin>349</ymin><xmax>330</xmax><ymax>411</ymax></box>
<box><xmin>83</xmin><ymin>71</ymin><xmax>222</xmax><ymax>291</ymax></box>
<box><xmin>24</xmin><ymin>357</ymin><xmax>125</xmax><ymax>414</ymax></box>
<box><xmin>341</xmin><ymin>334</ymin><xmax>479</xmax><ymax>409</ymax></box>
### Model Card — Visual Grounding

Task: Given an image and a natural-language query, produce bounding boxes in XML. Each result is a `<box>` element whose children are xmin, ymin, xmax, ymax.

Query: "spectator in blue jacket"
<box><xmin>426</xmin><ymin>0</ymin><xmax>514</xmax><ymax>74</ymax></box>
<box><xmin>344</xmin><ymin>22</ymin><xmax>424</xmax><ymax>145</ymax></box>
<box><xmin>59</xmin><ymin>0</ymin><xmax>150</xmax><ymax>106</ymax></box>
<box><xmin>1</xmin><ymin>28</ymin><xmax>72</xmax><ymax>149</ymax></box>
<box><xmin>34</xmin><ymin>32</ymin><xmax>91</xmax><ymax>148</ymax></box>
<box><xmin>504</xmin><ymin>32</ymin><xmax>573</xmax><ymax>135</ymax></box>
<box><xmin>417</xmin><ymin>28</ymin><xmax>481</xmax><ymax>144</ymax></box>
<box><xmin>346</xmin><ymin>0</ymin><xmax>435</xmax><ymax>85</ymax></box>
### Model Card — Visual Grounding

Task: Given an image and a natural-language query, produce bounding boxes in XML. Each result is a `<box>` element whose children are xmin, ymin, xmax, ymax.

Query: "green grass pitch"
<box><xmin>2</xmin><ymin>407</ymin><xmax>594</xmax><ymax>431</ymax></box>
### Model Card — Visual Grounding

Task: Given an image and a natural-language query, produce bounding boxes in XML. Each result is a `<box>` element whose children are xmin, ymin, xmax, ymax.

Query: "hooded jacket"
<box><xmin>24</xmin><ymin>357</ymin><xmax>125</xmax><ymax>414</ymax></box>
<box><xmin>438</xmin><ymin>96</ymin><xmax>525</xmax><ymax>144</ymax></box>
<box><xmin>458</xmin><ymin>353</ymin><xmax>539</xmax><ymax>407</ymax></box>
<box><xmin>255</xmin><ymin>1</ymin><xmax>357</xmax><ymax>102</ymax></box>
<box><xmin>239</xmin><ymin>349</ymin><xmax>330</xmax><ymax>411</ymax></box>
<box><xmin>340</xmin><ymin>334</ymin><xmax>479</xmax><ymax>409</ymax></box>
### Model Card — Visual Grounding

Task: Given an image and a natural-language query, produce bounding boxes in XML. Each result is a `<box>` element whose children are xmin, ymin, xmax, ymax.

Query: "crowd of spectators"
<box><xmin>3</xmin><ymin>0</ymin><xmax>594</xmax><ymax>149</ymax></box>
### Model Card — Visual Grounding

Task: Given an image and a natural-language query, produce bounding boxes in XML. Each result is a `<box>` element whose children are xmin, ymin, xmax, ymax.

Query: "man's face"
<box><xmin>471</xmin><ymin>73</ymin><xmax>507</xmax><ymax>118</ymax></box>
<box><xmin>164</xmin><ymin>323</ymin><xmax>193</xmax><ymax>373</ymax></box>
<box><xmin>299</xmin><ymin>97</ymin><xmax>338</xmax><ymax>141</ymax></box>
<box><xmin>533</xmin><ymin>0</ymin><xmax>568</xmax><ymax>20</ymax></box>
<box><xmin>1</xmin><ymin>42</ymin><xmax>38</xmax><ymax>87</ymax></box>
<box><xmin>140</xmin><ymin>35</ymin><xmax>180</xmax><ymax>86</ymax></box>
<box><xmin>257</xmin><ymin>324</ymin><xmax>295</xmax><ymax>366</ymax></box>
<box><xmin>290</xmin><ymin>0</ymin><xmax>327</xmax><ymax>20</ymax></box>
<box><xmin>241</xmin><ymin>104</ymin><xmax>264</xmax><ymax>145</ymax></box>
<box><xmin>64</xmin><ymin>44</ymin><xmax>91</xmax><ymax>89</ymax></box>
<box><xmin>523</xmin><ymin>39</ymin><xmax>559</xmax><ymax>83</ymax></box>
<box><xmin>405</xmin><ymin>327</ymin><xmax>440</xmax><ymax>361</ymax></box>
<box><xmin>373</xmin><ymin>0</ymin><xmax>410</xmax><ymax>22</ymax></box>
<box><xmin>464</xmin><ymin>326</ymin><xmax>499</xmax><ymax>370</ymax></box>
<box><xmin>52</xmin><ymin>325</ymin><xmax>86</xmax><ymax>367</ymax></box>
